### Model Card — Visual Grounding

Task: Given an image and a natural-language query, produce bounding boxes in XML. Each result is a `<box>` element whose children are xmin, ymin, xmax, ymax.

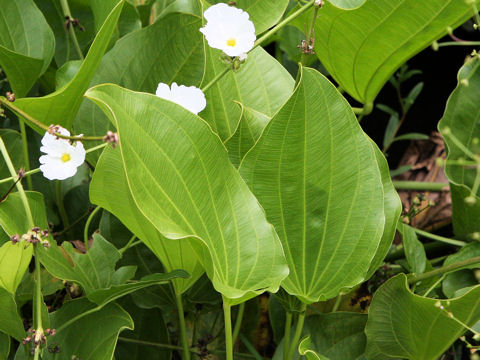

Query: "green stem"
<box><xmin>0</xmin><ymin>97</ymin><xmax>104</xmax><ymax>141</ymax></box>
<box><xmin>59</xmin><ymin>0</ymin><xmax>84</xmax><ymax>60</ymax></box>
<box><xmin>56</xmin><ymin>180</ymin><xmax>72</xmax><ymax>239</ymax></box>
<box><xmin>407</xmin><ymin>256</ymin><xmax>480</xmax><ymax>284</ymax></box>
<box><xmin>18</xmin><ymin>119</ymin><xmax>33</xmax><ymax>190</ymax></box>
<box><xmin>176</xmin><ymin>292</ymin><xmax>191</xmax><ymax>360</ymax></box>
<box><xmin>84</xmin><ymin>206</ymin><xmax>102</xmax><ymax>250</ymax></box>
<box><xmin>119</xmin><ymin>235</ymin><xmax>139</xmax><ymax>254</ymax></box>
<box><xmin>283</xmin><ymin>312</ymin><xmax>293</xmax><ymax>360</ymax></box>
<box><xmin>223</xmin><ymin>299</ymin><xmax>233</xmax><ymax>360</ymax></box>
<box><xmin>442</xmin><ymin>128</ymin><xmax>478</xmax><ymax>161</ymax></box>
<box><xmin>201</xmin><ymin>67</ymin><xmax>230</xmax><ymax>93</ymax></box>
<box><xmin>413</xmin><ymin>228</ymin><xmax>467</xmax><ymax>247</ymax></box>
<box><xmin>286</xmin><ymin>305</ymin><xmax>307</xmax><ymax>360</ymax></box>
<box><xmin>423</xmin><ymin>274</ymin><xmax>445</xmax><ymax>297</ymax></box>
<box><xmin>352</xmin><ymin>102</ymin><xmax>374</xmax><ymax>116</ymax></box>
<box><xmin>232</xmin><ymin>302</ymin><xmax>245</xmax><ymax>344</ymax></box>
<box><xmin>118</xmin><ymin>337</ymin><xmax>189</xmax><ymax>352</ymax></box>
<box><xmin>392</xmin><ymin>181</ymin><xmax>449</xmax><ymax>192</ymax></box>
<box><xmin>0</xmin><ymin>136</ymin><xmax>34</xmax><ymax>227</ymax></box>
<box><xmin>436</xmin><ymin>41</ymin><xmax>480</xmax><ymax>48</ymax></box>
<box><xmin>254</xmin><ymin>0</ymin><xmax>316</xmax><ymax>48</ymax></box>
<box><xmin>33</xmin><ymin>247</ymin><xmax>44</xmax><ymax>360</ymax></box>
<box><xmin>331</xmin><ymin>294</ymin><xmax>343</xmax><ymax>312</ymax></box>
<box><xmin>300</xmin><ymin>4</ymin><xmax>320</xmax><ymax>66</ymax></box>
<box><xmin>0</xmin><ymin>143</ymin><xmax>107</xmax><ymax>185</ymax></box>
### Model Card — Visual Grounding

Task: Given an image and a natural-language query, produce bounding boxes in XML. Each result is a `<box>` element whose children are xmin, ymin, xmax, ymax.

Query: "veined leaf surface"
<box><xmin>240</xmin><ymin>67</ymin><xmax>386</xmax><ymax>303</ymax></box>
<box><xmin>86</xmin><ymin>84</ymin><xmax>288</xmax><ymax>302</ymax></box>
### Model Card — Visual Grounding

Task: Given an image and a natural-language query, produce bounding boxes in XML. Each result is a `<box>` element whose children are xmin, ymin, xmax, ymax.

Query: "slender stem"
<box><xmin>0</xmin><ymin>97</ymin><xmax>104</xmax><ymax>141</ymax></box>
<box><xmin>176</xmin><ymin>292</ymin><xmax>191</xmax><ymax>360</ymax></box>
<box><xmin>232</xmin><ymin>302</ymin><xmax>245</xmax><ymax>344</ymax></box>
<box><xmin>331</xmin><ymin>294</ymin><xmax>343</xmax><ymax>312</ymax></box>
<box><xmin>407</xmin><ymin>256</ymin><xmax>480</xmax><ymax>284</ymax></box>
<box><xmin>33</xmin><ymin>247</ymin><xmax>44</xmax><ymax>360</ymax></box>
<box><xmin>436</xmin><ymin>41</ymin><xmax>480</xmax><ymax>48</ymax></box>
<box><xmin>392</xmin><ymin>181</ymin><xmax>449</xmax><ymax>192</ymax></box>
<box><xmin>283</xmin><ymin>312</ymin><xmax>293</xmax><ymax>360</ymax></box>
<box><xmin>0</xmin><ymin>136</ymin><xmax>34</xmax><ymax>227</ymax></box>
<box><xmin>118</xmin><ymin>337</ymin><xmax>188</xmax><ymax>352</ymax></box>
<box><xmin>119</xmin><ymin>235</ymin><xmax>139</xmax><ymax>254</ymax></box>
<box><xmin>352</xmin><ymin>102</ymin><xmax>374</xmax><ymax>116</ymax></box>
<box><xmin>223</xmin><ymin>300</ymin><xmax>233</xmax><ymax>360</ymax></box>
<box><xmin>413</xmin><ymin>228</ymin><xmax>466</xmax><ymax>247</ymax></box>
<box><xmin>300</xmin><ymin>4</ymin><xmax>320</xmax><ymax>66</ymax></box>
<box><xmin>423</xmin><ymin>274</ymin><xmax>445</xmax><ymax>297</ymax></box>
<box><xmin>442</xmin><ymin>129</ymin><xmax>478</xmax><ymax>162</ymax></box>
<box><xmin>59</xmin><ymin>0</ymin><xmax>84</xmax><ymax>60</ymax></box>
<box><xmin>84</xmin><ymin>206</ymin><xmax>102</xmax><ymax>250</ymax></box>
<box><xmin>201</xmin><ymin>67</ymin><xmax>230</xmax><ymax>93</ymax></box>
<box><xmin>18</xmin><ymin>119</ymin><xmax>33</xmax><ymax>190</ymax></box>
<box><xmin>286</xmin><ymin>305</ymin><xmax>307</xmax><ymax>360</ymax></box>
<box><xmin>0</xmin><ymin>143</ymin><xmax>106</xmax><ymax>185</ymax></box>
<box><xmin>56</xmin><ymin>180</ymin><xmax>72</xmax><ymax>239</ymax></box>
<box><xmin>254</xmin><ymin>0</ymin><xmax>316</xmax><ymax>48</ymax></box>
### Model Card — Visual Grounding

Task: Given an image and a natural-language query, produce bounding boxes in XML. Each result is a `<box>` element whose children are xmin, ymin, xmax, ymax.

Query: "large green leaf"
<box><xmin>40</xmin><ymin>298</ymin><xmax>133</xmax><ymax>360</ymax></box>
<box><xmin>0</xmin><ymin>0</ymin><xmax>54</xmax><ymax>96</ymax></box>
<box><xmin>239</xmin><ymin>67</ymin><xmax>385</xmax><ymax>303</ymax></box>
<box><xmin>0</xmin><ymin>288</ymin><xmax>25</xmax><ymax>341</ymax></box>
<box><xmin>86</xmin><ymin>84</ymin><xmax>289</xmax><ymax>302</ymax></box>
<box><xmin>365</xmin><ymin>274</ymin><xmax>480</xmax><ymax>360</ymax></box>
<box><xmin>75</xmin><ymin>12</ymin><xmax>205</xmax><ymax>160</ymax></box>
<box><xmin>210</xmin><ymin>0</ymin><xmax>289</xmax><ymax>34</ymax></box>
<box><xmin>201</xmin><ymin>46</ymin><xmax>294</xmax><ymax>141</ymax></box>
<box><xmin>12</xmin><ymin>1</ymin><xmax>124</xmax><ymax>131</ymax></box>
<box><xmin>90</xmin><ymin>146</ymin><xmax>204</xmax><ymax>294</ymax></box>
<box><xmin>328</xmin><ymin>0</ymin><xmax>365</xmax><ymax>9</ymax></box>
<box><xmin>312</xmin><ymin>0</ymin><xmax>477</xmax><ymax>104</ymax></box>
<box><xmin>0</xmin><ymin>331</ymin><xmax>9</xmax><ymax>360</ymax></box>
<box><xmin>0</xmin><ymin>192</ymin><xmax>49</xmax><ymax>293</ymax></box>
<box><xmin>438</xmin><ymin>58</ymin><xmax>480</xmax><ymax>238</ymax></box>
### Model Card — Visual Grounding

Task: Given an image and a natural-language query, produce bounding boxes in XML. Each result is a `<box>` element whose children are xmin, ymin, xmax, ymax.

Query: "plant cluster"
<box><xmin>0</xmin><ymin>0</ymin><xmax>480</xmax><ymax>359</ymax></box>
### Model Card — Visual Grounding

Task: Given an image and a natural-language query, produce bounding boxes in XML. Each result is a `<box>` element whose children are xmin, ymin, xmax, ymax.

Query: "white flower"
<box><xmin>155</xmin><ymin>82</ymin><xmax>206</xmax><ymax>115</ymax></box>
<box><xmin>200</xmin><ymin>3</ymin><xmax>256</xmax><ymax>57</ymax></box>
<box><xmin>39</xmin><ymin>127</ymin><xmax>86</xmax><ymax>181</ymax></box>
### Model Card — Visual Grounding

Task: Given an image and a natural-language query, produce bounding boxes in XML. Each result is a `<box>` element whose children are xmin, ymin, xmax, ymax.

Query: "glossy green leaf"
<box><xmin>115</xmin><ymin>297</ymin><xmax>171</xmax><ymax>360</ymax></box>
<box><xmin>37</xmin><ymin>233</ymin><xmax>133</xmax><ymax>293</ymax></box>
<box><xmin>41</xmin><ymin>298</ymin><xmax>133</xmax><ymax>360</ymax></box>
<box><xmin>0</xmin><ymin>288</ymin><xmax>25</xmax><ymax>341</ymax></box>
<box><xmin>450</xmin><ymin>184</ymin><xmax>480</xmax><ymax>239</ymax></box>
<box><xmin>201</xmin><ymin>47</ymin><xmax>294</xmax><ymax>141</ymax></box>
<box><xmin>90</xmin><ymin>146</ymin><xmax>204</xmax><ymax>294</ymax></box>
<box><xmin>365</xmin><ymin>143</ymin><xmax>402</xmax><ymax>279</ymax></box>
<box><xmin>210</xmin><ymin>0</ymin><xmax>289</xmax><ymax>34</ymax></box>
<box><xmin>15</xmin><ymin>269</ymin><xmax>63</xmax><ymax>305</ymax></box>
<box><xmin>313</xmin><ymin>0</ymin><xmax>477</xmax><ymax>103</ymax></box>
<box><xmin>239</xmin><ymin>66</ymin><xmax>386</xmax><ymax>303</ymax></box>
<box><xmin>0</xmin><ymin>332</ymin><xmax>9</xmax><ymax>360</ymax></box>
<box><xmin>12</xmin><ymin>1</ymin><xmax>124</xmax><ymax>131</ymax></box>
<box><xmin>75</xmin><ymin>12</ymin><xmax>205</xmax><ymax>160</ymax></box>
<box><xmin>87</xmin><ymin>271</ymin><xmax>189</xmax><ymax>306</ymax></box>
<box><xmin>442</xmin><ymin>242</ymin><xmax>480</xmax><ymax>297</ymax></box>
<box><xmin>298</xmin><ymin>336</ymin><xmax>325</xmax><ymax>360</ymax></box>
<box><xmin>86</xmin><ymin>84</ymin><xmax>289</xmax><ymax>302</ymax></box>
<box><xmin>90</xmin><ymin>0</ymin><xmax>141</xmax><ymax>36</ymax></box>
<box><xmin>328</xmin><ymin>0</ymin><xmax>365</xmax><ymax>10</ymax></box>
<box><xmin>225</xmin><ymin>105</ymin><xmax>270</xmax><ymax>168</ymax></box>
<box><xmin>303</xmin><ymin>312</ymin><xmax>368</xmax><ymax>360</ymax></box>
<box><xmin>397</xmin><ymin>223</ymin><xmax>426</xmax><ymax>274</ymax></box>
<box><xmin>0</xmin><ymin>192</ymin><xmax>49</xmax><ymax>293</ymax></box>
<box><xmin>365</xmin><ymin>274</ymin><xmax>480</xmax><ymax>360</ymax></box>
<box><xmin>0</xmin><ymin>0</ymin><xmax>54</xmax><ymax>96</ymax></box>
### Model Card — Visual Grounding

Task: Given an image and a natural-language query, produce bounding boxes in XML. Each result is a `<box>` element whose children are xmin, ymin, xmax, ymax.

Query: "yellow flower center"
<box><xmin>61</xmin><ymin>153</ymin><xmax>71</xmax><ymax>163</ymax></box>
<box><xmin>226</xmin><ymin>38</ymin><xmax>236</xmax><ymax>47</ymax></box>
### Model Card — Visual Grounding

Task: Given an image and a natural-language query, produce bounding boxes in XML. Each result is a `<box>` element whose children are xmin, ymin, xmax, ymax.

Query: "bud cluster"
<box><xmin>10</xmin><ymin>227</ymin><xmax>50</xmax><ymax>248</ymax></box>
<box><xmin>23</xmin><ymin>328</ymin><xmax>56</xmax><ymax>354</ymax></box>
<box><xmin>103</xmin><ymin>130</ymin><xmax>119</xmax><ymax>148</ymax></box>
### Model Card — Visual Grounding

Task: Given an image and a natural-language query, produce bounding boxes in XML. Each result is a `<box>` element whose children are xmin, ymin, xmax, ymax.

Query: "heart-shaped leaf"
<box><xmin>86</xmin><ymin>84</ymin><xmax>289</xmax><ymax>302</ymax></box>
<box><xmin>366</xmin><ymin>274</ymin><xmax>480</xmax><ymax>360</ymax></box>
<box><xmin>240</xmin><ymin>66</ymin><xmax>387</xmax><ymax>303</ymax></box>
<box><xmin>90</xmin><ymin>146</ymin><xmax>205</xmax><ymax>294</ymax></box>
<box><xmin>0</xmin><ymin>0</ymin><xmax>54</xmax><ymax>96</ymax></box>
<box><xmin>12</xmin><ymin>0</ymin><xmax>124</xmax><ymax>131</ymax></box>
<box><xmin>312</xmin><ymin>0</ymin><xmax>476</xmax><ymax>103</ymax></box>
